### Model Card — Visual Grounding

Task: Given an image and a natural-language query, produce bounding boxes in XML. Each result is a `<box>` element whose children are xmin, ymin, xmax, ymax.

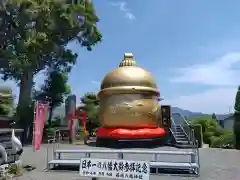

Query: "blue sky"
<box><xmin>2</xmin><ymin>0</ymin><xmax>240</xmax><ymax>114</ymax></box>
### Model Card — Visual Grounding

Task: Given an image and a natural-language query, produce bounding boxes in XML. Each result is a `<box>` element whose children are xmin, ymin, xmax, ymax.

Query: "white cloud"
<box><xmin>166</xmin><ymin>52</ymin><xmax>240</xmax><ymax>113</ymax></box>
<box><xmin>91</xmin><ymin>80</ymin><xmax>100</xmax><ymax>86</ymax></box>
<box><xmin>169</xmin><ymin>52</ymin><xmax>240</xmax><ymax>86</ymax></box>
<box><xmin>110</xmin><ymin>1</ymin><xmax>136</xmax><ymax>20</ymax></box>
<box><xmin>163</xmin><ymin>87</ymin><xmax>237</xmax><ymax>114</ymax></box>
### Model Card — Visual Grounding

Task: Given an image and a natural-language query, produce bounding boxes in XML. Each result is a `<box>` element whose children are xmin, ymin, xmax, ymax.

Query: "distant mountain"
<box><xmin>171</xmin><ymin>107</ymin><xmax>208</xmax><ymax>117</ymax></box>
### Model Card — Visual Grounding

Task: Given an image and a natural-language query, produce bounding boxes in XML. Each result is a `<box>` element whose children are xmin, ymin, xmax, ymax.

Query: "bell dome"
<box><xmin>100</xmin><ymin>53</ymin><xmax>157</xmax><ymax>90</ymax></box>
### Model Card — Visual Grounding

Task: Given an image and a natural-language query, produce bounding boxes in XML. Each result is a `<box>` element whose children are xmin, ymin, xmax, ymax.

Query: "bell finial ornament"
<box><xmin>119</xmin><ymin>52</ymin><xmax>136</xmax><ymax>67</ymax></box>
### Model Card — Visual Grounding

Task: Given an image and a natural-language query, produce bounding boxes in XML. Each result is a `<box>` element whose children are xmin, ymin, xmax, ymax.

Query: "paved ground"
<box><xmin>16</xmin><ymin>144</ymin><xmax>240</xmax><ymax>180</ymax></box>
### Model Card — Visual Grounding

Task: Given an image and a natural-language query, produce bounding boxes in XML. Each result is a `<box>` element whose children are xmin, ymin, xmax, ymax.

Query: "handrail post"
<box><xmin>46</xmin><ymin>140</ymin><xmax>50</xmax><ymax>170</ymax></box>
<box><xmin>196</xmin><ymin>140</ymin><xmax>200</xmax><ymax>175</ymax></box>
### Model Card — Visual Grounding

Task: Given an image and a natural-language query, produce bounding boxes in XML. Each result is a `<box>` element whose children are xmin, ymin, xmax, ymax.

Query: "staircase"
<box><xmin>170</xmin><ymin>113</ymin><xmax>194</xmax><ymax>148</ymax></box>
<box><xmin>171</xmin><ymin>125</ymin><xmax>193</xmax><ymax>148</ymax></box>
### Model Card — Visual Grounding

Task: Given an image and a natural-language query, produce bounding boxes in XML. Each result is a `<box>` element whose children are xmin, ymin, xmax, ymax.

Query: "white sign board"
<box><xmin>79</xmin><ymin>158</ymin><xmax>150</xmax><ymax>180</ymax></box>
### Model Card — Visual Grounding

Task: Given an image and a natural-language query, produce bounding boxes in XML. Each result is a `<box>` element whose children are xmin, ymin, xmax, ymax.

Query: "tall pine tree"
<box><xmin>78</xmin><ymin>93</ymin><xmax>100</xmax><ymax>133</ymax></box>
<box><xmin>212</xmin><ymin>113</ymin><xmax>217</xmax><ymax>119</ymax></box>
<box><xmin>234</xmin><ymin>86</ymin><xmax>240</xmax><ymax>149</ymax></box>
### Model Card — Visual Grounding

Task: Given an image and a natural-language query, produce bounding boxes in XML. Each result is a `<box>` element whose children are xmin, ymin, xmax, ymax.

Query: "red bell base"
<box><xmin>96</xmin><ymin>127</ymin><xmax>166</xmax><ymax>140</ymax></box>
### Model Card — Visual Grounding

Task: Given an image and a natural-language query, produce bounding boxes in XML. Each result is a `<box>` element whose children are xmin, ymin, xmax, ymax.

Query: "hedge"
<box><xmin>210</xmin><ymin>132</ymin><xmax>234</xmax><ymax>148</ymax></box>
<box><xmin>203</xmin><ymin>131</ymin><xmax>214</xmax><ymax>144</ymax></box>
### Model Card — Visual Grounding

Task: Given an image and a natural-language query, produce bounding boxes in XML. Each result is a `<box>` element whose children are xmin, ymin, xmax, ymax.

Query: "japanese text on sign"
<box><xmin>79</xmin><ymin>158</ymin><xmax>150</xmax><ymax>180</ymax></box>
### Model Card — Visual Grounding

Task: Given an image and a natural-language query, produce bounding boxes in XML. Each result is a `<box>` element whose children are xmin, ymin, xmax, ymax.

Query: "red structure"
<box><xmin>97</xmin><ymin>127</ymin><xmax>165</xmax><ymax>140</ymax></box>
<box><xmin>68</xmin><ymin>111</ymin><xmax>87</xmax><ymax>142</ymax></box>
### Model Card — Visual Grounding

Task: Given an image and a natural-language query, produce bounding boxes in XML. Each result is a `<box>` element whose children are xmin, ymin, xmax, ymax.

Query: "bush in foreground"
<box><xmin>189</xmin><ymin>116</ymin><xmax>234</xmax><ymax>148</ymax></box>
<box><xmin>210</xmin><ymin>132</ymin><xmax>234</xmax><ymax>149</ymax></box>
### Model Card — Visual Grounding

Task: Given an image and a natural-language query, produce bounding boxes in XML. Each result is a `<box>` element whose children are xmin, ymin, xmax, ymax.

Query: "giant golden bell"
<box><xmin>98</xmin><ymin>53</ymin><xmax>161</xmax><ymax>128</ymax></box>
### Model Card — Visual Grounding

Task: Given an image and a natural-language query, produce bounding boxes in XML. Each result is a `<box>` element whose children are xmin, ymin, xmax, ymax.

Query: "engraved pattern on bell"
<box><xmin>136</xmin><ymin>103</ymin><xmax>144</xmax><ymax>106</ymax></box>
<box><xmin>99</xmin><ymin>94</ymin><xmax>161</xmax><ymax>128</ymax></box>
<box><xmin>109</xmin><ymin>106</ymin><xmax>116</xmax><ymax>114</ymax></box>
<box><xmin>132</xmin><ymin>112</ymin><xmax>142</xmax><ymax>116</ymax></box>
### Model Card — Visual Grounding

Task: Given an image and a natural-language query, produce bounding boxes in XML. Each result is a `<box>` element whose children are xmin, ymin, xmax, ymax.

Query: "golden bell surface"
<box><xmin>98</xmin><ymin>53</ymin><xmax>161</xmax><ymax>128</ymax></box>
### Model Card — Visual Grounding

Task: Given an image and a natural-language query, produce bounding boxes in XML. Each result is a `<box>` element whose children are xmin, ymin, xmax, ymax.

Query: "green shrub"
<box><xmin>189</xmin><ymin>116</ymin><xmax>232</xmax><ymax>148</ymax></box>
<box><xmin>191</xmin><ymin>119</ymin><xmax>208</xmax><ymax>133</ymax></box>
<box><xmin>215</xmin><ymin>127</ymin><xmax>225</xmax><ymax>136</ymax></box>
<box><xmin>210</xmin><ymin>132</ymin><xmax>234</xmax><ymax>149</ymax></box>
<box><xmin>45</xmin><ymin>128</ymin><xmax>56</xmax><ymax>139</ymax></box>
<box><xmin>207</xmin><ymin>119</ymin><xmax>219</xmax><ymax>128</ymax></box>
<box><xmin>7</xmin><ymin>164</ymin><xmax>23</xmax><ymax>177</ymax></box>
<box><xmin>203</xmin><ymin>131</ymin><xmax>215</xmax><ymax>144</ymax></box>
<box><xmin>205</xmin><ymin>126</ymin><xmax>216</xmax><ymax>133</ymax></box>
<box><xmin>209</xmin><ymin>136</ymin><xmax>221</xmax><ymax>148</ymax></box>
<box><xmin>206</xmin><ymin>125</ymin><xmax>224</xmax><ymax>137</ymax></box>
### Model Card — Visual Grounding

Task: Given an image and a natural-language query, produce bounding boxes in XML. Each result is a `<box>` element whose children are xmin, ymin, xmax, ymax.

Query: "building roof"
<box><xmin>216</xmin><ymin>114</ymin><xmax>234</xmax><ymax>121</ymax></box>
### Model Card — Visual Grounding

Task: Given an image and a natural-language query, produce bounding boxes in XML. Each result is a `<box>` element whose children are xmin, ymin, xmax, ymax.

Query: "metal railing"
<box><xmin>46</xmin><ymin>130</ymin><xmax>61</xmax><ymax>169</ymax></box>
<box><xmin>190</xmin><ymin>128</ymin><xmax>200</xmax><ymax>174</ymax></box>
<box><xmin>47</xmin><ymin>144</ymin><xmax>200</xmax><ymax>176</ymax></box>
<box><xmin>169</xmin><ymin>117</ymin><xmax>177</xmax><ymax>143</ymax></box>
<box><xmin>45</xmin><ymin>127</ymin><xmax>200</xmax><ymax>176</ymax></box>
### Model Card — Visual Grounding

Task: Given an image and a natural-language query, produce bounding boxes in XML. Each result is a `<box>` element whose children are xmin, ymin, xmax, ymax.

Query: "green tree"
<box><xmin>0</xmin><ymin>86</ymin><xmax>14</xmax><ymax>115</ymax></box>
<box><xmin>78</xmin><ymin>93</ymin><xmax>100</xmax><ymax>133</ymax></box>
<box><xmin>212</xmin><ymin>113</ymin><xmax>216</xmax><ymax>119</ymax></box>
<box><xmin>234</xmin><ymin>86</ymin><xmax>240</xmax><ymax>112</ymax></box>
<box><xmin>0</xmin><ymin>0</ymin><xmax>102</xmax><ymax>132</ymax></box>
<box><xmin>190</xmin><ymin>116</ymin><xmax>225</xmax><ymax>145</ymax></box>
<box><xmin>34</xmin><ymin>70</ymin><xmax>71</xmax><ymax>125</ymax></box>
<box><xmin>234</xmin><ymin>86</ymin><xmax>240</xmax><ymax>149</ymax></box>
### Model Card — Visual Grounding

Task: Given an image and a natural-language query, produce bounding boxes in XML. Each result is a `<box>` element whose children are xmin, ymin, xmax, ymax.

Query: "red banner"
<box><xmin>33</xmin><ymin>102</ymin><xmax>49</xmax><ymax>151</ymax></box>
